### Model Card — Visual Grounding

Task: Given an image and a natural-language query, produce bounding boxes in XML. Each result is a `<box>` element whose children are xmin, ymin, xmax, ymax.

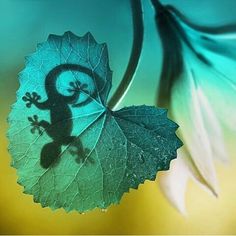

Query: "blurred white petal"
<box><xmin>159</xmin><ymin>150</ymin><xmax>189</xmax><ymax>215</ymax></box>
<box><xmin>151</xmin><ymin>0</ymin><xmax>235</xmax><ymax>212</ymax></box>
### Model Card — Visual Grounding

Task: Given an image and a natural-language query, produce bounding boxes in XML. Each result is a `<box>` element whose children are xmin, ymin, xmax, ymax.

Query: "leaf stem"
<box><xmin>108</xmin><ymin>0</ymin><xmax>144</xmax><ymax>110</ymax></box>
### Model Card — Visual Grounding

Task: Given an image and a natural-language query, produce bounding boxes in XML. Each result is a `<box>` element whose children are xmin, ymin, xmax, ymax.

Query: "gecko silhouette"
<box><xmin>22</xmin><ymin>64</ymin><xmax>100</xmax><ymax>168</ymax></box>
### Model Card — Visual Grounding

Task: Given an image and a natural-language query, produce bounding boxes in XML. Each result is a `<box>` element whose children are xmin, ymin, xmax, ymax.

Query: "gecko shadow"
<box><xmin>22</xmin><ymin>64</ymin><xmax>102</xmax><ymax>169</ymax></box>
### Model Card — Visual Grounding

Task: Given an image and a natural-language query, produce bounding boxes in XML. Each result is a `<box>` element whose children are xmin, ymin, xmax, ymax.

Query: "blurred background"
<box><xmin>0</xmin><ymin>0</ymin><xmax>236</xmax><ymax>234</ymax></box>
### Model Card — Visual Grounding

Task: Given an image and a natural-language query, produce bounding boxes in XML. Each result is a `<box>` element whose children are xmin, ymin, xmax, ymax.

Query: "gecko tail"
<box><xmin>40</xmin><ymin>142</ymin><xmax>61</xmax><ymax>168</ymax></box>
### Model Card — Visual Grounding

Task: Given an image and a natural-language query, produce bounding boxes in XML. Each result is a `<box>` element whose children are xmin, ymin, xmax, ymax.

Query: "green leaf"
<box><xmin>8</xmin><ymin>31</ymin><xmax>182</xmax><ymax>212</ymax></box>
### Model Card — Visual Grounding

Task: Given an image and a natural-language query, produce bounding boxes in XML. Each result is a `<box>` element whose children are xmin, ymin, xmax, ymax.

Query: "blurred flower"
<box><xmin>151</xmin><ymin>0</ymin><xmax>236</xmax><ymax>213</ymax></box>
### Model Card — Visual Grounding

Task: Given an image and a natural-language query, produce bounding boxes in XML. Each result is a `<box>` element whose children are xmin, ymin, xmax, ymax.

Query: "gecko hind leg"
<box><xmin>23</xmin><ymin>92</ymin><xmax>41</xmax><ymax>108</ymax></box>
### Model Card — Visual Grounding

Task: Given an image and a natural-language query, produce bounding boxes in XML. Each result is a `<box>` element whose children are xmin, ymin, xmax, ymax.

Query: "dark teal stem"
<box><xmin>108</xmin><ymin>0</ymin><xmax>144</xmax><ymax>110</ymax></box>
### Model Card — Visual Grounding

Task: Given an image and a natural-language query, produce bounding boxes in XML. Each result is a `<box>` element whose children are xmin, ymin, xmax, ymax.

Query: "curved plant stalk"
<box><xmin>108</xmin><ymin>0</ymin><xmax>144</xmax><ymax>110</ymax></box>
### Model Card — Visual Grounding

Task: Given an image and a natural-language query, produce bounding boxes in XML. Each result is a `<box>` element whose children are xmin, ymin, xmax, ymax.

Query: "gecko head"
<box><xmin>40</xmin><ymin>142</ymin><xmax>61</xmax><ymax>168</ymax></box>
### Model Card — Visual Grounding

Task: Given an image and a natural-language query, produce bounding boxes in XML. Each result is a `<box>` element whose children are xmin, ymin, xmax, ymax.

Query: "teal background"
<box><xmin>1</xmin><ymin>0</ymin><xmax>236</xmax><ymax>234</ymax></box>
<box><xmin>2</xmin><ymin>0</ymin><xmax>236</xmax><ymax>107</ymax></box>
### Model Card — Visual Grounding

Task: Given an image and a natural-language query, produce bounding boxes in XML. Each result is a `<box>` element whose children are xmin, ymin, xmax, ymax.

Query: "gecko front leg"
<box><xmin>68</xmin><ymin>138</ymin><xmax>93</xmax><ymax>164</ymax></box>
<box><xmin>27</xmin><ymin>114</ymin><xmax>62</xmax><ymax>168</ymax></box>
<box><xmin>28</xmin><ymin>115</ymin><xmax>50</xmax><ymax>135</ymax></box>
